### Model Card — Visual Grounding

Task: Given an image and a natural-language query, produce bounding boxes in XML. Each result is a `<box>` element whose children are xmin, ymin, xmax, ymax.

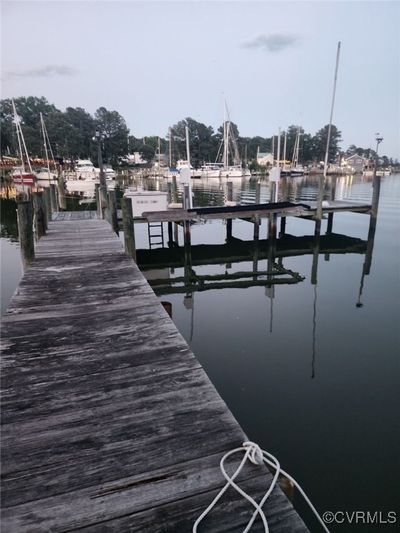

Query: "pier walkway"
<box><xmin>1</xmin><ymin>214</ymin><xmax>308</xmax><ymax>531</ymax></box>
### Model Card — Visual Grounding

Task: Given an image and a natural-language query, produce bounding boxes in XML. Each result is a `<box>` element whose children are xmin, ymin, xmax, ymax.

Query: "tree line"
<box><xmin>0</xmin><ymin>96</ymin><xmax>396</xmax><ymax>168</ymax></box>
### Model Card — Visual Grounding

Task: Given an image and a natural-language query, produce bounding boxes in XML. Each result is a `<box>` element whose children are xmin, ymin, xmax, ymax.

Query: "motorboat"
<box><xmin>35</xmin><ymin>166</ymin><xmax>58</xmax><ymax>183</ymax></box>
<box><xmin>75</xmin><ymin>159</ymin><xmax>100</xmax><ymax>180</ymax></box>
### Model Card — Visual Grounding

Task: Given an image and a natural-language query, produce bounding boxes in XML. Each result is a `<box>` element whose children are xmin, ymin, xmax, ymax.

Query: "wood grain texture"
<box><xmin>1</xmin><ymin>212</ymin><xmax>309</xmax><ymax>532</ymax></box>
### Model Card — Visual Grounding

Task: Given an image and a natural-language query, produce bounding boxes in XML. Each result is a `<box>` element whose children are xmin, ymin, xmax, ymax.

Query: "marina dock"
<box><xmin>1</xmin><ymin>213</ymin><xmax>308</xmax><ymax>531</ymax></box>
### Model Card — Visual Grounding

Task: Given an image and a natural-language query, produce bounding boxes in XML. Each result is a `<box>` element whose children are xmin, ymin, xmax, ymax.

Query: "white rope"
<box><xmin>193</xmin><ymin>441</ymin><xmax>330</xmax><ymax>533</ymax></box>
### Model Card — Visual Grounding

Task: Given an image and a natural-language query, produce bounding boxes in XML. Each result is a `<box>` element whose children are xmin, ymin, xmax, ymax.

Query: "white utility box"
<box><xmin>124</xmin><ymin>190</ymin><xmax>168</xmax><ymax>217</ymax></box>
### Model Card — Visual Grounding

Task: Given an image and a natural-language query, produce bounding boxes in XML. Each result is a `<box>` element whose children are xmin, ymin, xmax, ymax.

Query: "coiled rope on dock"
<box><xmin>193</xmin><ymin>441</ymin><xmax>330</xmax><ymax>533</ymax></box>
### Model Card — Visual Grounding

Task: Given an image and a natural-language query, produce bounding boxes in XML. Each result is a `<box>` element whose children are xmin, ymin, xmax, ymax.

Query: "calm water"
<box><xmin>1</xmin><ymin>174</ymin><xmax>399</xmax><ymax>531</ymax></box>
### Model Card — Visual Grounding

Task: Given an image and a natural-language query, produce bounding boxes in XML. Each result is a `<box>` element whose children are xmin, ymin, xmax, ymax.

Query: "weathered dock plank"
<box><xmin>1</xmin><ymin>214</ymin><xmax>309</xmax><ymax>532</ymax></box>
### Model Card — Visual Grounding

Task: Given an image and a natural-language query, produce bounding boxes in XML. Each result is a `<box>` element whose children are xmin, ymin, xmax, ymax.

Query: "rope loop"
<box><xmin>193</xmin><ymin>441</ymin><xmax>330</xmax><ymax>533</ymax></box>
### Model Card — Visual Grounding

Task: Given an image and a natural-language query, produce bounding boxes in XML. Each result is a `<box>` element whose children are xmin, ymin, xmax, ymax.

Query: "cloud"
<box><xmin>242</xmin><ymin>33</ymin><xmax>300</xmax><ymax>53</ymax></box>
<box><xmin>6</xmin><ymin>65</ymin><xmax>77</xmax><ymax>79</ymax></box>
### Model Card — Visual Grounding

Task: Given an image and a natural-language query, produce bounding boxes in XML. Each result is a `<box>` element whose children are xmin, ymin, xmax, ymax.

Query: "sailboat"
<box><xmin>203</xmin><ymin>100</ymin><xmax>250</xmax><ymax>179</ymax></box>
<box><xmin>220</xmin><ymin>102</ymin><xmax>250</xmax><ymax>178</ymax></box>
<box><xmin>35</xmin><ymin>113</ymin><xmax>58</xmax><ymax>183</ymax></box>
<box><xmin>10</xmin><ymin>100</ymin><xmax>35</xmax><ymax>186</ymax></box>
<box><xmin>289</xmin><ymin>126</ymin><xmax>307</xmax><ymax>177</ymax></box>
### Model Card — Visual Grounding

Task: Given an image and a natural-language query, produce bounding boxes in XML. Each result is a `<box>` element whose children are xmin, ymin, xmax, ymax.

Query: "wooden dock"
<box><xmin>141</xmin><ymin>199</ymin><xmax>371</xmax><ymax>223</ymax></box>
<box><xmin>1</xmin><ymin>213</ymin><xmax>308</xmax><ymax>532</ymax></box>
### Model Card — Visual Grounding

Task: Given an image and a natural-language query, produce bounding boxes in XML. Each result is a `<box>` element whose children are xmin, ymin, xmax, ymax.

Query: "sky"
<box><xmin>1</xmin><ymin>0</ymin><xmax>399</xmax><ymax>157</ymax></box>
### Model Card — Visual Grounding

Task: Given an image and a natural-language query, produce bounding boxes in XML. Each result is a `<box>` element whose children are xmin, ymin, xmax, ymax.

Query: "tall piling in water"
<box><xmin>44</xmin><ymin>187</ymin><xmax>52</xmax><ymax>225</ymax></box>
<box><xmin>50</xmin><ymin>183</ymin><xmax>58</xmax><ymax>212</ymax></box>
<box><xmin>121</xmin><ymin>197</ymin><xmax>136</xmax><ymax>261</ymax></box>
<box><xmin>16</xmin><ymin>196</ymin><xmax>35</xmax><ymax>268</ymax></box>
<box><xmin>32</xmin><ymin>191</ymin><xmax>46</xmax><ymax>239</ymax></box>
<box><xmin>108</xmin><ymin>190</ymin><xmax>119</xmax><ymax>234</ymax></box>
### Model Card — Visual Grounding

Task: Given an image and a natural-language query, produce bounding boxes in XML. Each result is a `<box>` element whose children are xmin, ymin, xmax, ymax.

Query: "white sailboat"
<box><xmin>35</xmin><ymin>112</ymin><xmax>58</xmax><ymax>184</ymax></box>
<box><xmin>10</xmin><ymin>100</ymin><xmax>36</xmax><ymax>186</ymax></box>
<box><xmin>289</xmin><ymin>126</ymin><xmax>307</xmax><ymax>177</ymax></box>
<box><xmin>220</xmin><ymin>101</ymin><xmax>250</xmax><ymax>178</ymax></box>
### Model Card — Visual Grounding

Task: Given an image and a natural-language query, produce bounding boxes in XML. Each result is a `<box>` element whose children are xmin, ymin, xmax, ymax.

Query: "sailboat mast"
<box><xmin>40</xmin><ymin>113</ymin><xmax>51</xmax><ymax>179</ymax></box>
<box><xmin>277</xmin><ymin>128</ymin><xmax>281</xmax><ymax>167</ymax></box>
<box><xmin>185</xmin><ymin>125</ymin><xmax>193</xmax><ymax>209</ymax></box>
<box><xmin>323</xmin><ymin>42</ymin><xmax>341</xmax><ymax>178</ymax></box>
<box><xmin>12</xmin><ymin>100</ymin><xmax>25</xmax><ymax>172</ymax></box>
<box><xmin>223</xmin><ymin>100</ymin><xmax>228</xmax><ymax>169</ymax></box>
<box><xmin>12</xmin><ymin>100</ymin><xmax>33</xmax><ymax>173</ymax></box>
<box><xmin>291</xmin><ymin>133</ymin><xmax>296</xmax><ymax>167</ymax></box>
<box><xmin>283</xmin><ymin>131</ymin><xmax>287</xmax><ymax>169</ymax></box>
<box><xmin>296</xmin><ymin>126</ymin><xmax>301</xmax><ymax>167</ymax></box>
<box><xmin>44</xmin><ymin>125</ymin><xmax>56</xmax><ymax>167</ymax></box>
<box><xmin>168</xmin><ymin>127</ymin><xmax>172</xmax><ymax>168</ymax></box>
<box><xmin>272</xmin><ymin>136</ymin><xmax>275</xmax><ymax>165</ymax></box>
<box><xmin>316</xmin><ymin>41</ymin><xmax>341</xmax><ymax>225</ymax></box>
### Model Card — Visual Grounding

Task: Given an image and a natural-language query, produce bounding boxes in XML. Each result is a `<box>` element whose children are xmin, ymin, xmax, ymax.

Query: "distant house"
<box><xmin>257</xmin><ymin>149</ymin><xmax>273</xmax><ymax>167</ymax></box>
<box><xmin>343</xmin><ymin>154</ymin><xmax>369</xmax><ymax>174</ymax></box>
<box><xmin>122</xmin><ymin>152</ymin><xmax>148</xmax><ymax>165</ymax></box>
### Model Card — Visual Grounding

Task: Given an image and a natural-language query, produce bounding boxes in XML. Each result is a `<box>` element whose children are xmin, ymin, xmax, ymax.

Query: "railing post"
<box><xmin>32</xmin><ymin>191</ymin><xmax>46</xmax><ymax>239</ymax></box>
<box><xmin>121</xmin><ymin>197</ymin><xmax>136</xmax><ymax>261</ymax></box>
<box><xmin>17</xmin><ymin>196</ymin><xmax>35</xmax><ymax>268</ymax></box>
<box><xmin>108</xmin><ymin>190</ymin><xmax>119</xmax><ymax>235</ymax></box>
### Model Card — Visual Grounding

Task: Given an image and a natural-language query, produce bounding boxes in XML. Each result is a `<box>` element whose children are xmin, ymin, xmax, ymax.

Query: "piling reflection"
<box><xmin>138</xmin><ymin>199</ymin><xmax>378</xmax><ymax>382</ymax></box>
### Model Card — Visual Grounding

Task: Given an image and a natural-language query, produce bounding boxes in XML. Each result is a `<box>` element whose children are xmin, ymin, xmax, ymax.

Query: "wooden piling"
<box><xmin>95</xmin><ymin>184</ymin><xmax>101</xmax><ymax>218</ymax></box>
<box><xmin>44</xmin><ymin>187</ymin><xmax>52</xmax><ymax>224</ymax></box>
<box><xmin>227</xmin><ymin>181</ymin><xmax>233</xmax><ymax>202</ymax></box>
<box><xmin>172</xmin><ymin>175</ymin><xmax>178</xmax><ymax>203</ymax></box>
<box><xmin>57</xmin><ymin>169</ymin><xmax>66</xmax><ymax>211</ymax></box>
<box><xmin>226</xmin><ymin>181</ymin><xmax>233</xmax><ymax>239</ymax></box>
<box><xmin>32</xmin><ymin>192</ymin><xmax>46</xmax><ymax>239</ymax></box>
<box><xmin>253</xmin><ymin>180</ymin><xmax>261</xmax><ymax>240</ymax></box>
<box><xmin>50</xmin><ymin>184</ymin><xmax>58</xmax><ymax>212</ymax></box>
<box><xmin>121</xmin><ymin>196</ymin><xmax>136</xmax><ymax>261</ymax></box>
<box><xmin>99</xmin><ymin>185</ymin><xmax>108</xmax><ymax>219</ymax></box>
<box><xmin>168</xmin><ymin>221</ymin><xmax>173</xmax><ymax>245</ymax></box>
<box><xmin>371</xmin><ymin>174</ymin><xmax>381</xmax><ymax>219</ymax></box>
<box><xmin>280</xmin><ymin>216</ymin><xmax>286</xmax><ymax>237</ymax></box>
<box><xmin>226</xmin><ymin>218</ymin><xmax>233</xmax><ymax>240</ymax></box>
<box><xmin>174</xmin><ymin>222</ymin><xmax>179</xmax><ymax>244</ymax></box>
<box><xmin>311</xmin><ymin>235</ymin><xmax>320</xmax><ymax>285</ymax></box>
<box><xmin>183</xmin><ymin>185</ymin><xmax>190</xmax><ymax>210</ymax></box>
<box><xmin>108</xmin><ymin>190</ymin><xmax>119</xmax><ymax>235</ymax></box>
<box><xmin>167</xmin><ymin>182</ymin><xmax>173</xmax><ymax>204</ymax></box>
<box><xmin>16</xmin><ymin>198</ymin><xmax>34</xmax><ymax>267</ymax></box>
<box><xmin>184</xmin><ymin>220</ymin><xmax>191</xmax><ymax>248</ymax></box>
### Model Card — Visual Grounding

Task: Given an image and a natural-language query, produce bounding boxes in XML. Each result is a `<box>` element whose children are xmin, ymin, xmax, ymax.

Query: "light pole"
<box><xmin>94</xmin><ymin>130</ymin><xmax>108</xmax><ymax>217</ymax></box>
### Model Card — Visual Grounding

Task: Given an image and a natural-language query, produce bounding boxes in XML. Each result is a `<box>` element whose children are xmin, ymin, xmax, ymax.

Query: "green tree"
<box><xmin>94</xmin><ymin>107</ymin><xmax>129</xmax><ymax>165</ymax></box>
<box><xmin>0</xmin><ymin>96</ymin><xmax>57</xmax><ymax>157</ymax></box>
<box><xmin>63</xmin><ymin>107</ymin><xmax>96</xmax><ymax>158</ymax></box>
<box><xmin>312</xmin><ymin>124</ymin><xmax>342</xmax><ymax>163</ymax></box>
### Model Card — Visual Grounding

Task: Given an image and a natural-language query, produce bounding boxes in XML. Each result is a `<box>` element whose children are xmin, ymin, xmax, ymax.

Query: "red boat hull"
<box><xmin>12</xmin><ymin>173</ymin><xmax>35</xmax><ymax>185</ymax></box>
